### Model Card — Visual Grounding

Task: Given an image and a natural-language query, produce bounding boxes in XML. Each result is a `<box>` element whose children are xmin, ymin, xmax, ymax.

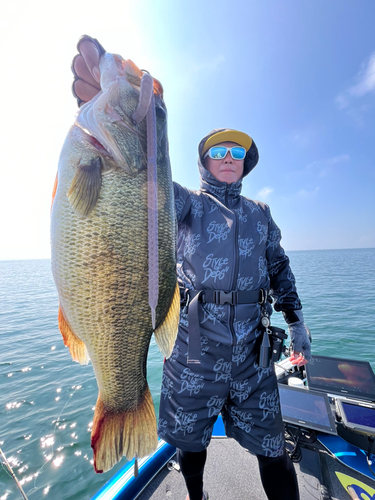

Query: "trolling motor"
<box><xmin>258</xmin><ymin>313</ymin><xmax>288</xmax><ymax>368</ymax></box>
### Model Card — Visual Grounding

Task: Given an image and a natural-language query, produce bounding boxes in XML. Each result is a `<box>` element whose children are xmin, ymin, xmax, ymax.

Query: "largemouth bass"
<box><xmin>51</xmin><ymin>36</ymin><xmax>179</xmax><ymax>473</ymax></box>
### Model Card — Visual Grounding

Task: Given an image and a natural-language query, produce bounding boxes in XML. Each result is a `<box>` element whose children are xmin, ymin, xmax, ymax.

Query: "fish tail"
<box><xmin>91</xmin><ymin>386</ymin><xmax>158</xmax><ymax>473</ymax></box>
<box><xmin>154</xmin><ymin>282</ymin><xmax>180</xmax><ymax>358</ymax></box>
<box><xmin>58</xmin><ymin>306</ymin><xmax>89</xmax><ymax>365</ymax></box>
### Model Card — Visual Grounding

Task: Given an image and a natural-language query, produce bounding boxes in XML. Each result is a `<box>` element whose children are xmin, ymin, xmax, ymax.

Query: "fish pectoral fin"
<box><xmin>154</xmin><ymin>282</ymin><xmax>180</xmax><ymax>358</ymax></box>
<box><xmin>58</xmin><ymin>306</ymin><xmax>89</xmax><ymax>365</ymax></box>
<box><xmin>91</xmin><ymin>387</ymin><xmax>158</xmax><ymax>473</ymax></box>
<box><xmin>67</xmin><ymin>157</ymin><xmax>102</xmax><ymax>216</ymax></box>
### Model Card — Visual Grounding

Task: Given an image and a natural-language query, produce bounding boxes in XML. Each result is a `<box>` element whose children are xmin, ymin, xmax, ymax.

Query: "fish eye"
<box><xmin>155</xmin><ymin>106</ymin><xmax>166</xmax><ymax>120</ymax></box>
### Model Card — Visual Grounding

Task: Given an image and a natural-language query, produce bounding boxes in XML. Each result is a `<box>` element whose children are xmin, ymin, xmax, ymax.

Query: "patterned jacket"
<box><xmin>174</xmin><ymin>136</ymin><xmax>302</xmax><ymax>346</ymax></box>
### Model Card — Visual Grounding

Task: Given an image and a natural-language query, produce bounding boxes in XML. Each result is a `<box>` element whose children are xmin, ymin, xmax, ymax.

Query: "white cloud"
<box><xmin>349</xmin><ymin>52</ymin><xmax>375</xmax><ymax>97</ymax></box>
<box><xmin>336</xmin><ymin>52</ymin><xmax>375</xmax><ymax>109</ymax></box>
<box><xmin>325</xmin><ymin>154</ymin><xmax>350</xmax><ymax>165</ymax></box>
<box><xmin>297</xmin><ymin>187</ymin><xmax>319</xmax><ymax>199</ymax></box>
<box><xmin>257</xmin><ymin>187</ymin><xmax>274</xmax><ymax>198</ymax></box>
<box><xmin>305</xmin><ymin>154</ymin><xmax>350</xmax><ymax>178</ymax></box>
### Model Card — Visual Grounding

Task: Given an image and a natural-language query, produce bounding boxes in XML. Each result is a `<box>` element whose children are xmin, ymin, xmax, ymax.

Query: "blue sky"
<box><xmin>1</xmin><ymin>0</ymin><xmax>374</xmax><ymax>259</ymax></box>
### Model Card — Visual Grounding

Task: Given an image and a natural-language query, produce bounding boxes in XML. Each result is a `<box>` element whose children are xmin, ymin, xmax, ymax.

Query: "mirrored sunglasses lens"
<box><xmin>210</xmin><ymin>147</ymin><xmax>227</xmax><ymax>159</ymax></box>
<box><xmin>231</xmin><ymin>147</ymin><xmax>246</xmax><ymax>160</ymax></box>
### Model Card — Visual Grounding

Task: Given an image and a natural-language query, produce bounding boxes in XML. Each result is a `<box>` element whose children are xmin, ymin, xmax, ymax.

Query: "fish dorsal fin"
<box><xmin>67</xmin><ymin>157</ymin><xmax>102</xmax><ymax>216</ymax></box>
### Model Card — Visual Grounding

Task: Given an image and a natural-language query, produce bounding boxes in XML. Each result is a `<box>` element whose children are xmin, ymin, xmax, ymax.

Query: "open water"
<box><xmin>1</xmin><ymin>248</ymin><xmax>374</xmax><ymax>500</ymax></box>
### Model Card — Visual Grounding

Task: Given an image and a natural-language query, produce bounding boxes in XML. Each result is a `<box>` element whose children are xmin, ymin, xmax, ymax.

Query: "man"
<box><xmin>158</xmin><ymin>129</ymin><xmax>311</xmax><ymax>500</ymax></box>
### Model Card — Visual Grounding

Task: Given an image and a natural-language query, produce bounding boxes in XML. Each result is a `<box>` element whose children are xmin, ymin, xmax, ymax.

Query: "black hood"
<box><xmin>197</xmin><ymin>128</ymin><xmax>259</xmax><ymax>179</ymax></box>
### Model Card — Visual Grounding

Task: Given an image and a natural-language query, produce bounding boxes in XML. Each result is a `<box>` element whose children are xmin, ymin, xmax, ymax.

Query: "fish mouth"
<box><xmin>75</xmin><ymin>54</ymin><xmax>153</xmax><ymax>174</ymax></box>
<box><xmin>85</xmin><ymin>132</ymin><xmax>111</xmax><ymax>155</ymax></box>
<box><xmin>76</xmin><ymin>83</ymin><xmax>143</xmax><ymax>174</ymax></box>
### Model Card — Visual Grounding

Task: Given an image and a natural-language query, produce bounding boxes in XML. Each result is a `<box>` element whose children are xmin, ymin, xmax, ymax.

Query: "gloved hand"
<box><xmin>282</xmin><ymin>310</ymin><xmax>311</xmax><ymax>366</ymax></box>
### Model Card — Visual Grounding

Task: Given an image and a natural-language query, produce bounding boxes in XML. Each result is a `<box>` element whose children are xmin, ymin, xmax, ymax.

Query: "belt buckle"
<box><xmin>214</xmin><ymin>290</ymin><xmax>237</xmax><ymax>305</ymax></box>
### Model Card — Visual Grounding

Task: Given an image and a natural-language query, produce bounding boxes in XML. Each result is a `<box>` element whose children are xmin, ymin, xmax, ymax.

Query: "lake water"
<box><xmin>1</xmin><ymin>248</ymin><xmax>374</xmax><ymax>499</ymax></box>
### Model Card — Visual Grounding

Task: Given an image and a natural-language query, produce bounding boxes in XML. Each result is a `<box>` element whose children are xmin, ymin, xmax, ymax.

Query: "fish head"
<box><xmin>75</xmin><ymin>52</ymin><xmax>167</xmax><ymax>176</ymax></box>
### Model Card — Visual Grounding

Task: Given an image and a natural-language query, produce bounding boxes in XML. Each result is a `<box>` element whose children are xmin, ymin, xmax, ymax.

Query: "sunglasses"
<box><xmin>203</xmin><ymin>146</ymin><xmax>246</xmax><ymax>160</ymax></box>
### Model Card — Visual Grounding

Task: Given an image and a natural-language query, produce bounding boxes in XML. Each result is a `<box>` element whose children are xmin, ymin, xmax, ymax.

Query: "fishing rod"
<box><xmin>0</xmin><ymin>447</ymin><xmax>29</xmax><ymax>500</ymax></box>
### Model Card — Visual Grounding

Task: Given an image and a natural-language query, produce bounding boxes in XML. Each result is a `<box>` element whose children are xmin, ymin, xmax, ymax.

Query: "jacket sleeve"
<box><xmin>173</xmin><ymin>182</ymin><xmax>192</xmax><ymax>223</ymax></box>
<box><xmin>265</xmin><ymin>205</ymin><xmax>302</xmax><ymax>314</ymax></box>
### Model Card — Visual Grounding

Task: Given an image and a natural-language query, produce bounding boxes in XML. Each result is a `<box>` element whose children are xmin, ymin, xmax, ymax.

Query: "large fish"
<box><xmin>51</xmin><ymin>36</ymin><xmax>179</xmax><ymax>473</ymax></box>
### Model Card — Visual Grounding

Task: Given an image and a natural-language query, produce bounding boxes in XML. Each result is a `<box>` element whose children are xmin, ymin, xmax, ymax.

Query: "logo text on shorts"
<box><xmin>158</xmin><ymin>418</ymin><xmax>168</xmax><ymax>438</ymax></box>
<box><xmin>259</xmin><ymin>389</ymin><xmax>280</xmax><ymax>421</ymax></box>
<box><xmin>178</xmin><ymin>368</ymin><xmax>205</xmax><ymax>395</ymax></box>
<box><xmin>230</xmin><ymin>407</ymin><xmax>254</xmax><ymax>434</ymax></box>
<box><xmin>232</xmin><ymin>344</ymin><xmax>249</xmax><ymax>366</ymax></box>
<box><xmin>230</xmin><ymin>379</ymin><xmax>251</xmax><ymax>403</ymax></box>
<box><xmin>207</xmin><ymin>395</ymin><xmax>226</xmax><ymax>418</ymax></box>
<box><xmin>213</xmin><ymin>358</ymin><xmax>232</xmax><ymax>383</ymax></box>
<box><xmin>202</xmin><ymin>425</ymin><xmax>213</xmax><ymax>448</ymax></box>
<box><xmin>254</xmin><ymin>362</ymin><xmax>272</xmax><ymax>384</ymax></box>
<box><xmin>262</xmin><ymin>432</ymin><xmax>284</xmax><ymax>457</ymax></box>
<box><xmin>161</xmin><ymin>373</ymin><xmax>173</xmax><ymax>399</ymax></box>
<box><xmin>173</xmin><ymin>407</ymin><xmax>198</xmax><ymax>436</ymax></box>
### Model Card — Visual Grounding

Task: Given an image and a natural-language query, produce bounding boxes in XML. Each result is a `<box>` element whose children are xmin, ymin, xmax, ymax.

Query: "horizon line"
<box><xmin>1</xmin><ymin>246</ymin><xmax>374</xmax><ymax>263</ymax></box>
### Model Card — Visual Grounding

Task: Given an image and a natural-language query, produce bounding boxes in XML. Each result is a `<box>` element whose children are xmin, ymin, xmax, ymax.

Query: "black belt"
<box><xmin>181</xmin><ymin>288</ymin><xmax>266</xmax><ymax>306</ymax></box>
<box><xmin>182</xmin><ymin>288</ymin><xmax>267</xmax><ymax>364</ymax></box>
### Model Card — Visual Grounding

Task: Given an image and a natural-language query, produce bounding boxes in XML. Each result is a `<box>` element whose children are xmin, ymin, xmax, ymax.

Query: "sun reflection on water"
<box><xmin>52</xmin><ymin>456</ymin><xmax>64</xmax><ymax>467</ymax></box>
<box><xmin>6</xmin><ymin>401</ymin><xmax>22</xmax><ymax>409</ymax></box>
<box><xmin>41</xmin><ymin>435</ymin><xmax>55</xmax><ymax>448</ymax></box>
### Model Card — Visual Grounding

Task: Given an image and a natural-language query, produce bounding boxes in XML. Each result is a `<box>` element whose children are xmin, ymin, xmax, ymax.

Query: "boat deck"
<box><xmin>137</xmin><ymin>436</ymin><xmax>331</xmax><ymax>500</ymax></box>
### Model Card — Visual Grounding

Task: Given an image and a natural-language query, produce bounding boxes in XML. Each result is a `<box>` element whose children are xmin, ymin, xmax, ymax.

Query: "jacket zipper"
<box><xmin>226</xmin><ymin>186</ymin><xmax>239</xmax><ymax>345</ymax></box>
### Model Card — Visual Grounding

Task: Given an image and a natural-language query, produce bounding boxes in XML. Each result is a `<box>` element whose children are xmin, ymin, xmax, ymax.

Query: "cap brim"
<box><xmin>202</xmin><ymin>130</ymin><xmax>253</xmax><ymax>156</ymax></box>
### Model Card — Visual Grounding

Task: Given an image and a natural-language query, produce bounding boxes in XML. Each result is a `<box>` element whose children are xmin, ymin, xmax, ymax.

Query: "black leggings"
<box><xmin>177</xmin><ymin>448</ymin><xmax>299</xmax><ymax>500</ymax></box>
<box><xmin>177</xmin><ymin>449</ymin><xmax>207</xmax><ymax>500</ymax></box>
<box><xmin>257</xmin><ymin>453</ymin><xmax>300</xmax><ymax>500</ymax></box>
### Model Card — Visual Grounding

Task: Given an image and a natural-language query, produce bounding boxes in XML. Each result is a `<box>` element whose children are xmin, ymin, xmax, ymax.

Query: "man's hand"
<box><xmin>72</xmin><ymin>35</ymin><xmax>105</xmax><ymax>107</ymax></box>
<box><xmin>283</xmin><ymin>310</ymin><xmax>311</xmax><ymax>365</ymax></box>
<box><xmin>290</xmin><ymin>351</ymin><xmax>308</xmax><ymax>367</ymax></box>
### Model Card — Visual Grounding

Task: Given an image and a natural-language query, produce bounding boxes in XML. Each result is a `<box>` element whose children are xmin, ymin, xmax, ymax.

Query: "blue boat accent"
<box><xmin>335</xmin><ymin>452</ymin><xmax>357</xmax><ymax>457</ymax></box>
<box><xmin>91</xmin><ymin>440</ymin><xmax>176</xmax><ymax>500</ymax></box>
<box><xmin>318</xmin><ymin>434</ymin><xmax>373</xmax><ymax>480</ymax></box>
<box><xmin>213</xmin><ymin>415</ymin><xmax>226</xmax><ymax>436</ymax></box>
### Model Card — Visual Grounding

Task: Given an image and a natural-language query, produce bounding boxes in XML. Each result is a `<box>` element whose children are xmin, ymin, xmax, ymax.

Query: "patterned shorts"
<box><xmin>158</xmin><ymin>326</ymin><xmax>285</xmax><ymax>457</ymax></box>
